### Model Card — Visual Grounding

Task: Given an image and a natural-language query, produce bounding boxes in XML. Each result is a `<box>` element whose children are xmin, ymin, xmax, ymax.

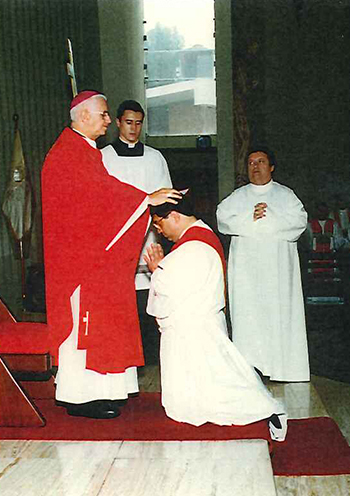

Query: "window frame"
<box><xmin>143</xmin><ymin>0</ymin><xmax>218</xmax><ymax>148</ymax></box>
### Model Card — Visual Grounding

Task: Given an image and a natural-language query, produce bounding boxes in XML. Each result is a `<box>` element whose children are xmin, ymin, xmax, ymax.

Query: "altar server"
<box><xmin>144</xmin><ymin>193</ymin><xmax>287</xmax><ymax>441</ymax></box>
<box><xmin>101</xmin><ymin>100</ymin><xmax>172</xmax><ymax>364</ymax></box>
<box><xmin>42</xmin><ymin>90</ymin><xmax>180</xmax><ymax>419</ymax></box>
<box><xmin>217</xmin><ymin>147</ymin><xmax>309</xmax><ymax>382</ymax></box>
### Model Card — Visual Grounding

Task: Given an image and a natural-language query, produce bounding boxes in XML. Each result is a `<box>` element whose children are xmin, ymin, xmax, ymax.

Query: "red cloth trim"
<box><xmin>42</xmin><ymin>127</ymin><xmax>149</xmax><ymax>373</ymax></box>
<box><xmin>0</xmin><ymin>322</ymin><xmax>48</xmax><ymax>354</ymax></box>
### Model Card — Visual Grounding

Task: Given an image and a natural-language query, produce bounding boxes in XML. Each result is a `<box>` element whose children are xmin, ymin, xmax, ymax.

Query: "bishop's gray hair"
<box><xmin>70</xmin><ymin>94</ymin><xmax>107</xmax><ymax>121</ymax></box>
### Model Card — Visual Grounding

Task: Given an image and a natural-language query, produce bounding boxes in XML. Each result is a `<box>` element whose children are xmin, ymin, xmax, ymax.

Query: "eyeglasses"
<box><xmin>90</xmin><ymin>111</ymin><xmax>111</xmax><ymax>119</ymax></box>
<box><xmin>153</xmin><ymin>214</ymin><xmax>170</xmax><ymax>230</ymax></box>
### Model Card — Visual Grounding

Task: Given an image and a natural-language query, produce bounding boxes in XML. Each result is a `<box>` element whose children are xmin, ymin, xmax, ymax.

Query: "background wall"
<box><xmin>98</xmin><ymin>0</ymin><xmax>145</xmax><ymax>144</ymax></box>
<box><xmin>0</xmin><ymin>0</ymin><xmax>102</xmax><ymax>315</ymax></box>
<box><xmin>160</xmin><ymin>147</ymin><xmax>218</xmax><ymax>228</ymax></box>
<box><xmin>229</xmin><ymin>0</ymin><xmax>350</xmax><ymax>215</ymax></box>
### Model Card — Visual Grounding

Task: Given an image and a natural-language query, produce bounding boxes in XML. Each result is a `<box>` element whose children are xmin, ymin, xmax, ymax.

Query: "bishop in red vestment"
<box><xmin>42</xmin><ymin>91</ymin><xmax>180</xmax><ymax>418</ymax></box>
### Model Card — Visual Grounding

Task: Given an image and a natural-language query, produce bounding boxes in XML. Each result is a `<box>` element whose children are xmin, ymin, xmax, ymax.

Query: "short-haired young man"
<box><xmin>144</xmin><ymin>193</ymin><xmax>287</xmax><ymax>441</ymax></box>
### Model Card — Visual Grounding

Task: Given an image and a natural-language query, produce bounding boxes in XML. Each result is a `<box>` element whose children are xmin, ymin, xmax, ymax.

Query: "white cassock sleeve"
<box><xmin>260</xmin><ymin>190</ymin><xmax>307</xmax><ymax>242</ymax></box>
<box><xmin>217</xmin><ymin>187</ymin><xmax>307</xmax><ymax>242</ymax></box>
<box><xmin>216</xmin><ymin>193</ymin><xmax>253</xmax><ymax>237</ymax></box>
<box><xmin>101</xmin><ymin>145</ymin><xmax>172</xmax><ymax>289</ymax></box>
<box><xmin>152</xmin><ymin>151</ymin><xmax>172</xmax><ymax>191</ymax></box>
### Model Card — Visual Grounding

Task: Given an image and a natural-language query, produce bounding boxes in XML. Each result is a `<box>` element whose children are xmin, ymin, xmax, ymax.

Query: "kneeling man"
<box><xmin>144</xmin><ymin>192</ymin><xmax>288</xmax><ymax>442</ymax></box>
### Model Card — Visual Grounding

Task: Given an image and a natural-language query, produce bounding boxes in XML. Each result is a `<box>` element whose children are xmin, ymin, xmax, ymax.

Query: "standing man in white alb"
<box><xmin>216</xmin><ymin>147</ymin><xmax>310</xmax><ymax>383</ymax></box>
<box><xmin>101</xmin><ymin>100</ymin><xmax>172</xmax><ymax>364</ymax></box>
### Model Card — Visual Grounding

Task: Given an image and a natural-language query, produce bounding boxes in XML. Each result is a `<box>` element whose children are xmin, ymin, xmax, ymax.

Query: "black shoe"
<box><xmin>269</xmin><ymin>414</ymin><xmax>282</xmax><ymax>429</ymax></box>
<box><xmin>66</xmin><ymin>400</ymin><xmax>121</xmax><ymax>419</ymax></box>
<box><xmin>254</xmin><ymin>367</ymin><xmax>265</xmax><ymax>381</ymax></box>
<box><xmin>110</xmin><ymin>399</ymin><xmax>128</xmax><ymax>408</ymax></box>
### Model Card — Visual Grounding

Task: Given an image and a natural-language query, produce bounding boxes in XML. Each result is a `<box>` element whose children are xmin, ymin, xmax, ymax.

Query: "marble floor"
<box><xmin>0</xmin><ymin>368</ymin><xmax>349</xmax><ymax>496</ymax></box>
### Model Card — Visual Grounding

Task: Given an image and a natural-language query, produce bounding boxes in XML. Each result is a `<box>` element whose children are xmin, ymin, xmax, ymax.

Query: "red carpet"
<box><xmin>1</xmin><ymin>393</ymin><xmax>350</xmax><ymax>476</ymax></box>
<box><xmin>0</xmin><ymin>393</ymin><xmax>270</xmax><ymax>443</ymax></box>
<box><xmin>272</xmin><ymin>416</ymin><xmax>350</xmax><ymax>476</ymax></box>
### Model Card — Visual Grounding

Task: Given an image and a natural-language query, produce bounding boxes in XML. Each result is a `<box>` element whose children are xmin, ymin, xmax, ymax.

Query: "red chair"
<box><xmin>0</xmin><ymin>298</ymin><xmax>51</xmax><ymax>427</ymax></box>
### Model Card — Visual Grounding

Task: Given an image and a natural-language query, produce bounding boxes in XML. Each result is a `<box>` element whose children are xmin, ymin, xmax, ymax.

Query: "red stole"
<box><xmin>171</xmin><ymin>225</ymin><xmax>227</xmax><ymax>297</ymax></box>
<box><xmin>42</xmin><ymin>127</ymin><xmax>149</xmax><ymax>373</ymax></box>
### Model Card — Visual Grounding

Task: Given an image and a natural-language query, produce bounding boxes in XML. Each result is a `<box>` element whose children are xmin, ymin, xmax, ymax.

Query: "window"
<box><xmin>144</xmin><ymin>0</ymin><xmax>216</xmax><ymax>137</ymax></box>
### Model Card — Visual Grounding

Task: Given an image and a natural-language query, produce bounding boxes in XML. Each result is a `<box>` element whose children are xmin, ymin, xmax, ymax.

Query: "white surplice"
<box><xmin>217</xmin><ymin>180</ymin><xmax>310</xmax><ymax>382</ymax></box>
<box><xmin>147</xmin><ymin>220</ymin><xmax>287</xmax><ymax>441</ymax></box>
<box><xmin>102</xmin><ymin>144</ymin><xmax>172</xmax><ymax>290</ymax></box>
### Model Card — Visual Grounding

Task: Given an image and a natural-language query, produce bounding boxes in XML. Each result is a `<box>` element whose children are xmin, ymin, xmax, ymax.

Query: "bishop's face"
<box><xmin>86</xmin><ymin>98</ymin><xmax>112</xmax><ymax>140</ymax></box>
<box><xmin>248</xmin><ymin>151</ymin><xmax>274</xmax><ymax>185</ymax></box>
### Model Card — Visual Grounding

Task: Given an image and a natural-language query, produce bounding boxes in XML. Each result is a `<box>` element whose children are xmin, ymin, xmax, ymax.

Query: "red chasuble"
<box><xmin>42</xmin><ymin>128</ymin><xmax>149</xmax><ymax>374</ymax></box>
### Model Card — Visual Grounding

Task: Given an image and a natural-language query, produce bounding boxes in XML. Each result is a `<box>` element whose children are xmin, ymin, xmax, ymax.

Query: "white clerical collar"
<box><xmin>119</xmin><ymin>137</ymin><xmax>138</xmax><ymax>148</ymax></box>
<box><xmin>179</xmin><ymin>219</ymin><xmax>209</xmax><ymax>239</ymax></box>
<box><xmin>72</xmin><ymin>128</ymin><xmax>97</xmax><ymax>149</ymax></box>
<box><xmin>249</xmin><ymin>179</ymin><xmax>273</xmax><ymax>193</ymax></box>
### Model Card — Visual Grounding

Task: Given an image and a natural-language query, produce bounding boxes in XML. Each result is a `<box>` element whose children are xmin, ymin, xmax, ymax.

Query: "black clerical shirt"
<box><xmin>111</xmin><ymin>138</ymin><xmax>145</xmax><ymax>157</ymax></box>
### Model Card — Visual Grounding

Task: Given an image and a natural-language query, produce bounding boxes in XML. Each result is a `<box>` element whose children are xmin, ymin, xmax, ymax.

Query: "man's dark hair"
<box><xmin>315</xmin><ymin>201</ymin><xmax>329</xmax><ymax>212</ymax></box>
<box><xmin>247</xmin><ymin>145</ymin><xmax>277</xmax><ymax>167</ymax></box>
<box><xmin>150</xmin><ymin>191</ymin><xmax>195</xmax><ymax>219</ymax></box>
<box><xmin>116</xmin><ymin>100</ymin><xmax>145</xmax><ymax>121</ymax></box>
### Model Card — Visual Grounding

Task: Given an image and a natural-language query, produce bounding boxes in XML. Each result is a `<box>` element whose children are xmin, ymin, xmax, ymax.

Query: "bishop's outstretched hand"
<box><xmin>148</xmin><ymin>188</ymin><xmax>182</xmax><ymax>206</ymax></box>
